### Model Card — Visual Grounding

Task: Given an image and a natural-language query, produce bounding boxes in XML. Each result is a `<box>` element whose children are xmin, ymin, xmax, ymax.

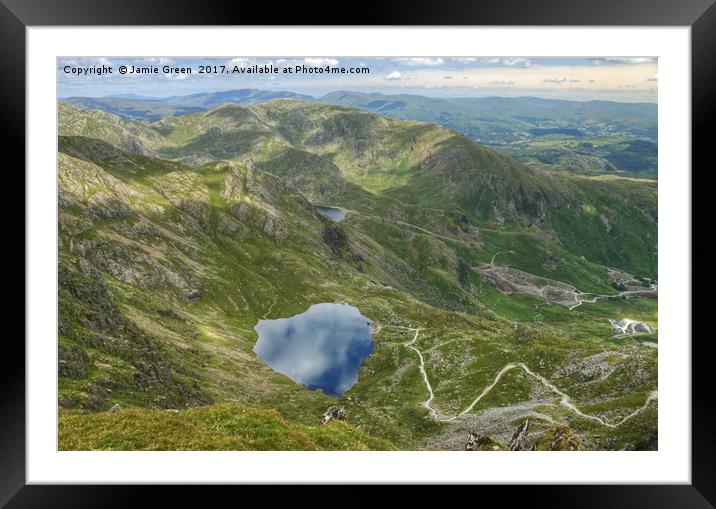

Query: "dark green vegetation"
<box><xmin>57</xmin><ymin>98</ymin><xmax>657</xmax><ymax>451</ymax></box>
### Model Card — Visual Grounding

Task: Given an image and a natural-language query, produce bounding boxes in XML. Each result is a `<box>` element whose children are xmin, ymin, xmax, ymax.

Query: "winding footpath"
<box><xmin>404</xmin><ymin>328</ymin><xmax>439</xmax><ymax>419</ymax></box>
<box><xmin>401</xmin><ymin>327</ymin><xmax>657</xmax><ymax>427</ymax></box>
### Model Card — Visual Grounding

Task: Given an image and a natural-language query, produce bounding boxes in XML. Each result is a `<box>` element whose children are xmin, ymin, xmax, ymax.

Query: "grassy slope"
<box><xmin>59</xmin><ymin>403</ymin><xmax>395</xmax><ymax>450</ymax></box>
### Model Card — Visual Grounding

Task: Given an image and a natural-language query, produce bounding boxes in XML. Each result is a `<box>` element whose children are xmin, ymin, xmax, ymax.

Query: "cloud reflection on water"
<box><xmin>253</xmin><ymin>303</ymin><xmax>374</xmax><ymax>396</ymax></box>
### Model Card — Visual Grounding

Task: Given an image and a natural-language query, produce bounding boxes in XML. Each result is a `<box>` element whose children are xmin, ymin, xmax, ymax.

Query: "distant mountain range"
<box><xmin>64</xmin><ymin>89</ymin><xmax>657</xmax><ymax>136</ymax></box>
<box><xmin>63</xmin><ymin>89</ymin><xmax>658</xmax><ymax>175</ymax></box>
<box><xmin>321</xmin><ymin>91</ymin><xmax>657</xmax><ymax>137</ymax></box>
<box><xmin>64</xmin><ymin>89</ymin><xmax>313</xmax><ymax>121</ymax></box>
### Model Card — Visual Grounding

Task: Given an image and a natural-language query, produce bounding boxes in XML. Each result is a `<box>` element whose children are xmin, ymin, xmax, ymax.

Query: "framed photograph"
<box><xmin>3</xmin><ymin>0</ymin><xmax>712</xmax><ymax>503</ymax></box>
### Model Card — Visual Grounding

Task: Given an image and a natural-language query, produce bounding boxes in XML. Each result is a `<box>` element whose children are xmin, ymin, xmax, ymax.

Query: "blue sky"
<box><xmin>58</xmin><ymin>56</ymin><xmax>658</xmax><ymax>103</ymax></box>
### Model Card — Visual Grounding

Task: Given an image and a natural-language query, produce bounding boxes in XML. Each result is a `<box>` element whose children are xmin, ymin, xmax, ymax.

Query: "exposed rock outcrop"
<box><xmin>58</xmin><ymin>344</ymin><xmax>90</xmax><ymax>379</ymax></box>
<box><xmin>508</xmin><ymin>419</ymin><xmax>533</xmax><ymax>451</ymax></box>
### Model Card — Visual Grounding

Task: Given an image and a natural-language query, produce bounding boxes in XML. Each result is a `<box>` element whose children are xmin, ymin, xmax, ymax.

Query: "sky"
<box><xmin>58</xmin><ymin>56</ymin><xmax>658</xmax><ymax>103</ymax></box>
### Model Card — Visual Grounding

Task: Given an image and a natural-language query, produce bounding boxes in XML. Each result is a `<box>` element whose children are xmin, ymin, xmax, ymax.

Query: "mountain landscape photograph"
<box><xmin>57</xmin><ymin>56</ymin><xmax>658</xmax><ymax>451</ymax></box>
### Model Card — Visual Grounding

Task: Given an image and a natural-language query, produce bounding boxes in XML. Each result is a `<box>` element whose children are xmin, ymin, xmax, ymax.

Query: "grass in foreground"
<box><xmin>59</xmin><ymin>402</ymin><xmax>396</xmax><ymax>451</ymax></box>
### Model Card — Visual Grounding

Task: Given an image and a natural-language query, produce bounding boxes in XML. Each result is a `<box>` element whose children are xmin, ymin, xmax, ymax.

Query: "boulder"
<box><xmin>321</xmin><ymin>405</ymin><xmax>347</xmax><ymax>425</ymax></box>
<box><xmin>465</xmin><ymin>430</ymin><xmax>499</xmax><ymax>451</ymax></box>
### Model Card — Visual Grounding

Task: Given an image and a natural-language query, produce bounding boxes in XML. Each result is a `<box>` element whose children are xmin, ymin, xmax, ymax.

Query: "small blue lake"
<box><xmin>314</xmin><ymin>205</ymin><xmax>347</xmax><ymax>222</ymax></box>
<box><xmin>253</xmin><ymin>303</ymin><xmax>374</xmax><ymax>396</ymax></box>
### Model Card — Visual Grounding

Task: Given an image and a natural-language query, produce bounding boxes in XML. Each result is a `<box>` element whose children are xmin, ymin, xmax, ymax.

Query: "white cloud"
<box><xmin>384</xmin><ymin>71</ymin><xmax>403</xmax><ymax>80</ymax></box>
<box><xmin>229</xmin><ymin>58</ymin><xmax>251</xmax><ymax>66</ymax></box>
<box><xmin>75</xmin><ymin>57</ymin><xmax>112</xmax><ymax>66</ymax></box>
<box><xmin>504</xmin><ymin>57</ymin><xmax>531</xmax><ymax>66</ymax></box>
<box><xmin>304</xmin><ymin>57</ymin><xmax>339</xmax><ymax>66</ymax></box>
<box><xmin>595</xmin><ymin>57</ymin><xmax>656</xmax><ymax>64</ymax></box>
<box><xmin>252</xmin><ymin>303</ymin><xmax>371</xmax><ymax>395</ymax></box>
<box><xmin>543</xmin><ymin>76</ymin><xmax>569</xmax><ymax>83</ymax></box>
<box><xmin>481</xmin><ymin>57</ymin><xmax>531</xmax><ymax>67</ymax></box>
<box><xmin>452</xmin><ymin>57</ymin><xmax>477</xmax><ymax>64</ymax></box>
<box><xmin>490</xmin><ymin>80</ymin><xmax>514</xmax><ymax>86</ymax></box>
<box><xmin>226</xmin><ymin>57</ymin><xmax>276</xmax><ymax>67</ymax></box>
<box><xmin>392</xmin><ymin>57</ymin><xmax>444</xmax><ymax>66</ymax></box>
<box><xmin>647</xmin><ymin>74</ymin><xmax>658</xmax><ymax>81</ymax></box>
<box><xmin>143</xmin><ymin>57</ymin><xmax>173</xmax><ymax>65</ymax></box>
<box><xmin>442</xmin><ymin>76</ymin><xmax>454</xmax><ymax>80</ymax></box>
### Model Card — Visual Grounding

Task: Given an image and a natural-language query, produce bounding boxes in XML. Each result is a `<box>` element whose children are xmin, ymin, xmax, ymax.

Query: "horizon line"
<box><xmin>57</xmin><ymin>88</ymin><xmax>658</xmax><ymax>105</ymax></box>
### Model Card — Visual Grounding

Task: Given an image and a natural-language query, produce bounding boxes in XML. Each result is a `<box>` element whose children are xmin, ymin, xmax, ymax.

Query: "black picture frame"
<box><xmin>2</xmin><ymin>0</ymin><xmax>713</xmax><ymax>504</ymax></box>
